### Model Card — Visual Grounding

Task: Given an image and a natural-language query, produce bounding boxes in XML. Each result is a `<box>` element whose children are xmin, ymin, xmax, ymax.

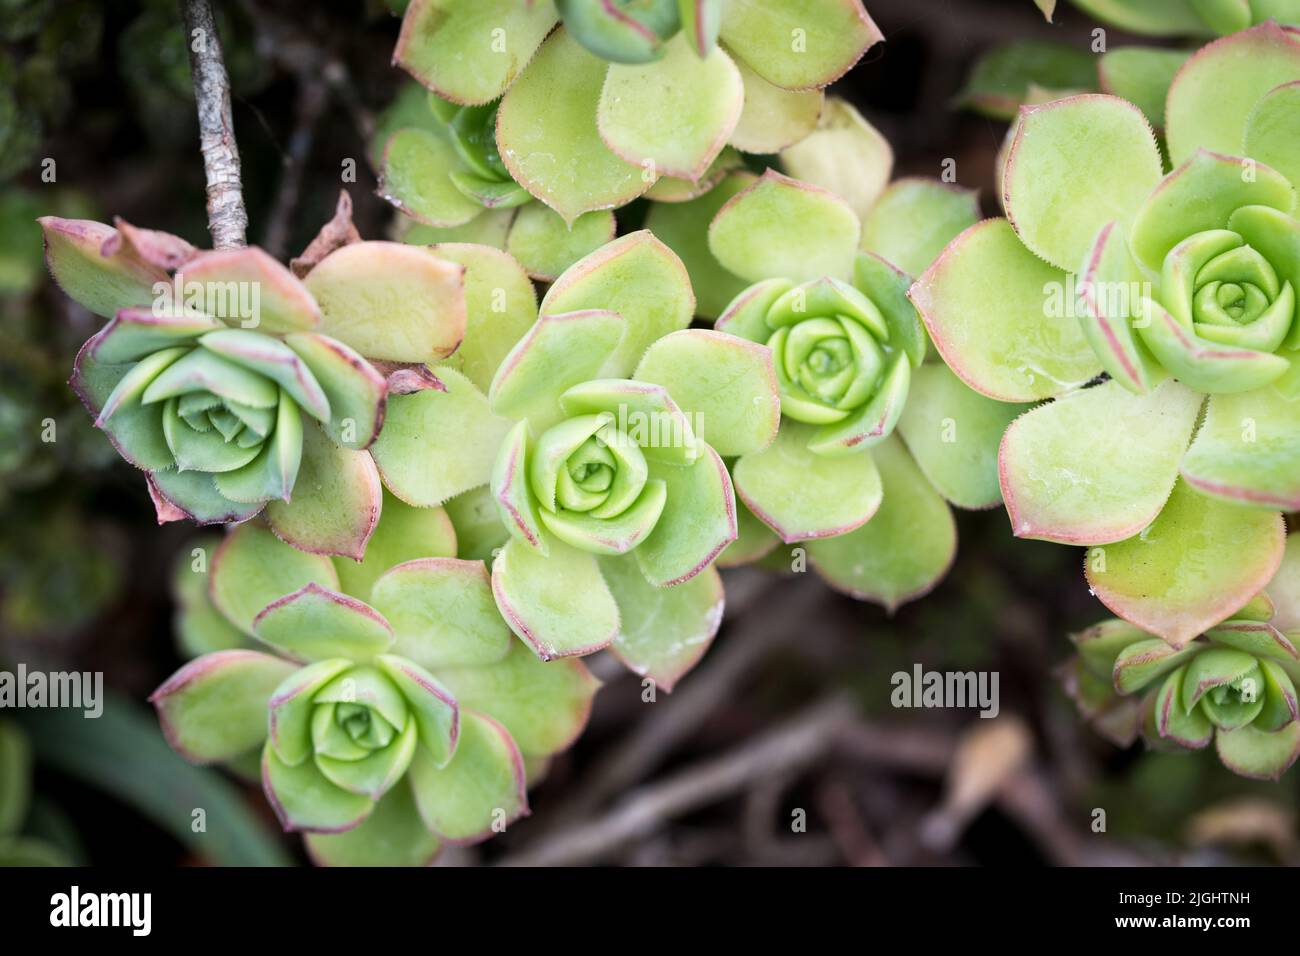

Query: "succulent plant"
<box><xmin>375</xmin><ymin>83</ymin><xmax>617</xmax><ymax>282</ymax></box>
<box><xmin>39</xmin><ymin>201</ymin><xmax>470</xmax><ymax>558</ymax></box>
<box><xmin>155</xmin><ymin>514</ymin><xmax>598</xmax><ymax>866</ymax></box>
<box><xmin>1065</xmin><ymin>533</ymin><xmax>1300</xmax><ymax>779</ymax></box>
<box><xmin>911</xmin><ymin>23</ymin><xmax>1300</xmax><ymax>646</ymax></box>
<box><xmin>694</xmin><ymin>148</ymin><xmax>1024</xmax><ymax>608</ymax></box>
<box><xmin>370</xmin><ymin>231</ymin><xmax>777</xmax><ymax>688</ymax></box>
<box><xmin>1067</xmin><ymin>0</ymin><xmax>1299</xmax><ymax>37</ymax></box>
<box><xmin>393</xmin><ymin>0</ymin><xmax>881</xmax><ymax>224</ymax></box>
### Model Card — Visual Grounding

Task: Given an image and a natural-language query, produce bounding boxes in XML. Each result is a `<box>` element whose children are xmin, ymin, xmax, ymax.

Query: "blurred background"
<box><xmin>0</xmin><ymin>0</ymin><xmax>1295</xmax><ymax>867</ymax></box>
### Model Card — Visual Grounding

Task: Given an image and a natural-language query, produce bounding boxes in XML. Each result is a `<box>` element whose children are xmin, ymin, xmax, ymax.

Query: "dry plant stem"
<box><xmin>498</xmin><ymin>696</ymin><xmax>857</xmax><ymax>867</ymax></box>
<box><xmin>182</xmin><ymin>0</ymin><xmax>248</xmax><ymax>249</ymax></box>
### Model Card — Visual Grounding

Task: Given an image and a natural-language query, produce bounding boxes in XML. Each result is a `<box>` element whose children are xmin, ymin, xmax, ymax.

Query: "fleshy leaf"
<box><xmin>718</xmin><ymin>0</ymin><xmax>881</xmax><ymax>91</ymax></box>
<box><xmin>488</xmin><ymin>309</ymin><xmax>624</xmax><ymax>427</ymax></box>
<box><xmin>910</xmin><ymin>218</ymin><xmax>1102</xmax><ymax>401</ymax></box>
<box><xmin>332</xmin><ymin>491</ymin><xmax>457</xmax><ymax>601</ymax></box>
<box><xmin>374</xmin><ymin>655</ymin><xmax>459</xmax><ymax>767</ymax></box>
<box><xmin>598</xmin><ymin>34</ymin><xmax>743</xmax><ymax>180</ymax></box>
<box><xmin>1244</xmin><ymin>80</ymin><xmax>1300</xmax><ymax>190</ymax></box>
<box><xmin>633</xmin><ymin>329</ymin><xmax>780</xmax><ymax>458</ymax></box>
<box><xmin>438</xmin><ymin>640</ymin><xmax>600</xmax><ymax>757</ymax></box>
<box><xmin>264</xmin><ymin>422</ymin><xmax>382</xmax><ymax>560</ymax></box>
<box><xmin>999</xmin><ymin>380</ymin><xmax>1203</xmax><ymax>544</ymax></box>
<box><xmin>1129</xmin><ymin>149</ymin><xmax>1295</xmax><ymax>274</ymax></box>
<box><xmin>378</xmin><ymin>127</ymin><xmax>482</xmax><ymax>228</ymax></box>
<box><xmin>644</xmin><ymin>171</ymin><xmax>753</xmax><ymax>319</ymax></box>
<box><xmin>181</xmin><ymin>247</ymin><xmax>323</xmax><ymax>334</ymax></box>
<box><xmin>1180</xmin><ymin>381</ymin><xmax>1300</xmax><ymax>510</ymax></box>
<box><xmin>1075</xmin><ymin>221</ymin><xmax>1163</xmax><ymax>394</ymax></box>
<box><xmin>716</xmin><ymin>498</ymin><xmax>781</xmax><ymax>567</ymax></box>
<box><xmin>730</xmin><ymin>57</ymin><xmax>823</xmax><ymax>154</ymax></box>
<box><xmin>807</xmin><ymin>436</ymin><xmax>956</xmax><ymax>611</ymax></box>
<box><xmin>210</xmin><ymin>522</ymin><xmax>339</xmax><ymax>637</ymax></box>
<box><xmin>1087</xmin><ymin>479</ymin><xmax>1286</xmax><ymax>648</ymax></box>
<box><xmin>253</xmin><ymin>583</ymin><xmax>395</xmax><ymax>662</ymax></box>
<box><xmin>282</xmin><ymin>333</ymin><xmax>387</xmax><ymax>450</ymax></box>
<box><xmin>393</xmin><ymin>0</ymin><xmax>558</xmax><ymax>105</ymax></box>
<box><xmin>38</xmin><ymin>217</ymin><xmax>166</xmax><ymax>318</ymax></box>
<box><xmin>492</xmin><ymin>536</ymin><xmax>619</xmax><ymax>659</ymax></box>
<box><xmin>305</xmin><ymin>782</ymin><xmax>441</xmax><ymax>866</ymax></box>
<box><xmin>429</xmin><ymin>243</ymin><xmax>538</xmax><ymax>392</ymax></box>
<box><xmin>303</xmin><ymin>241</ymin><xmax>467</xmax><ymax>363</ymax></box>
<box><xmin>541</xmin><ymin>230</ymin><xmax>695</xmax><ymax>378</ymax></box>
<box><xmin>1166</xmin><ymin>21</ymin><xmax>1300</xmax><ymax>166</ymax></box>
<box><xmin>779</xmin><ymin>98</ymin><xmax>890</xmax><ymax>223</ymax></box>
<box><xmin>602</xmin><ymin>555</ymin><xmax>723</xmax><ymax>691</ymax></box>
<box><xmin>1153</xmin><ymin>666</ymin><xmax>1213</xmax><ymax>748</ymax></box>
<box><xmin>734</xmin><ymin>420</ymin><xmax>881</xmax><ymax>542</ymax></box>
<box><xmin>897</xmin><ymin>363</ymin><xmax>1031</xmax><ymax>510</ymax></box>
<box><xmin>860</xmin><ymin>179</ymin><xmax>981</xmax><ymax>278</ymax></box>
<box><xmin>147</xmin><ymin>470</ymin><xmax>266</xmax><ymax>526</ymax></box>
<box><xmin>709</xmin><ymin>169</ymin><xmax>860</xmax><ymax>283</ymax></box>
<box><xmin>1003</xmin><ymin>95</ymin><xmax>1163</xmax><ymax>273</ymax></box>
<box><xmin>1097</xmin><ymin>47</ymin><xmax>1191</xmax><ymax>129</ymax></box>
<box><xmin>956</xmin><ymin>40</ymin><xmax>1097</xmax><ymax>120</ymax></box>
<box><xmin>1267</xmin><ymin>534</ymin><xmax>1300</xmax><ymax>631</ymax></box>
<box><xmin>504</xmin><ymin>205</ymin><xmax>616</xmax><ymax>283</ymax></box>
<box><xmin>262</xmin><ymin>741</ymin><xmax>374</xmax><ymax>833</ymax></box>
<box><xmin>636</xmin><ymin>446</ymin><xmax>737</xmax><ymax>585</ymax></box>
<box><xmin>408</xmin><ymin>710</ymin><xmax>526</xmax><ymax>842</ymax></box>
<box><xmin>151</xmin><ymin>651</ymin><xmax>296</xmax><ymax>763</ymax></box>
<box><xmin>1215</xmin><ymin>722</ymin><xmax>1300</xmax><ymax>780</ymax></box>
<box><xmin>1068</xmin><ymin>0</ymin><xmax>1208</xmax><ymax>36</ymax></box>
<box><xmin>267</xmin><ymin>659</ymin><xmax>353</xmax><ymax>767</ymax></box>
<box><xmin>496</xmin><ymin>29</ymin><xmax>651</xmax><ymax>223</ymax></box>
<box><xmin>370</xmin><ymin>559</ymin><xmax>514</xmax><ymax>670</ymax></box>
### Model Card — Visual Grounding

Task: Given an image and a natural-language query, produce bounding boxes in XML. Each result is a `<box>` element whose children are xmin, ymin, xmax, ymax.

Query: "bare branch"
<box><xmin>182</xmin><ymin>0</ymin><xmax>248</xmax><ymax>249</ymax></box>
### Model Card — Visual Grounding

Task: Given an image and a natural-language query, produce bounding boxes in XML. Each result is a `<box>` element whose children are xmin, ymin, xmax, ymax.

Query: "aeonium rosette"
<box><xmin>703</xmin><ymin>167</ymin><xmax>1026</xmax><ymax>609</ymax></box>
<box><xmin>370</xmin><ymin>232</ymin><xmax>781</xmax><ymax>689</ymax></box>
<box><xmin>1063</xmin><ymin>534</ymin><xmax>1300</xmax><ymax>780</ymax></box>
<box><xmin>155</xmin><ymin>509</ymin><xmax>598</xmax><ymax>866</ymax></box>
<box><xmin>1065</xmin><ymin>0</ymin><xmax>1299</xmax><ymax>37</ymax></box>
<box><xmin>392</xmin><ymin>0</ymin><xmax>881</xmax><ymax>226</ymax></box>
<box><xmin>911</xmin><ymin>23</ymin><xmax>1300</xmax><ymax>648</ymax></box>
<box><xmin>39</xmin><ymin>197</ymin><xmax>470</xmax><ymax>559</ymax></box>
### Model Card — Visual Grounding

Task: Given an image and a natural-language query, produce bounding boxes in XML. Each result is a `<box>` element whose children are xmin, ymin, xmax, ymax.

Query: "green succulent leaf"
<box><xmin>1215</xmin><ymin>721</ymin><xmax>1300</xmax><ymax>780</ymax></box>
<box><xmin>151</xmin><ymin>650</ymin><xmax>297</xmax><ymax>763</ymax></box>
<box><xmin>408</xmin><ymin>710</ymin><xmax>526</xmax><ymax>842</ymax></box>
<box><xmin>957</xmin><ymin>40</ymin><xmax>1097</xmax><ymax>120</ymax></box>
<box><xmin>332</xmin><ymin>491</ymin><xmax>457</xmax><ymax>602</ymax></box>
<box><xmin>731</xmin><ymin>57</ymin><xmax>824</xmax><ymax>153</ymax></box>
<box><xmin>860</xmin><ymin>179</ymin><xmax>981</xmax><ymax>279</ymax></box>
<box><xmin>1087</xmin><ymin>479</ymin><xmax>1286</xmax><ymax>647</ymax></box>
<box><xmin>504</xmin><ymin>204</ymin><xmax>616</xmax><ymax>283</ymax></box>
<box><xmin>370</xmin><ymin>559</ymin><xmax>515</xmax><ymax>670</ymax></box>
<box><xmin>718</xmin><ymin>0</ymin><xmax>881</xmax><ymax>91</ymax></box>
<box><xmin>438</xmin><ymin>640</ymin><xmax>600</xmax><ymax>757</ymax></box>
<box><xmin>999</xmin><ymin>379</ymin><xmax>1203</xmax><ymax>544</ymax></box>
<box><xmin>305</xmin><ymin>780</ymin><xmax>441</xmax><ymax>866</ymax></box>
<box><xmin>394</xmin><ymin>0</ymin><xmax>558</xmax><ymax>105</ymax></box>
<box><xmin>897</xmin><ymin>362</ymin><xmax>1032</xmax><ymax>510</ymax></box>
<box><xmin>635</xmin><ymin>445</ymin><xmax>737</xmax><ymax>585</ymax></box>
<box><xmin>806</xmin><ymin>435</ymin><xmax>957</xmax><ymax>611</ymax></box>
<box><xmin>598</xmin><ymin>34</ymin><xmax>743</xmax><ymax>180</ymax></box>
<box><xmin>303</xmin><ymin>241</ymin><xmax>467</xmax><ymax>364</ymax></box>
<box><xmin>1166</xmin><ymin>21</ymin><xmax>1300</xmax><ymax>166</ymax></box>
<box><xmin>180</xmin><ymin>247</ymin><xmax>323</xmax><ymax>334</ymax></box>
<box><xmin>37</xmin><ymin>217</ymin><xmax>166</xmax><ymax>318</ymax></box>
<box><xmin>541</xmin><ymin>230</ymin><xmax>696</xmax><ymax>378</ymax></box>
<box><xmin>1097</xmin><ymin>47</ymin><xmax>1191</xmax><ymax>129</ymax></box>
<box><xmin>261</xmin><ymin>740</ymin><xmax>375</xmax><ymax>833</ymax></box>
<box><xmin>209</xmin><ymin>522</ymin><xmax>339</xmax><ymax>637</ymax></box>
<box><xmin>709</xmin><ymin>169</ymin><xmax>860</xmax><ymax>283</ymax></box>
<box><xmin>492</xmin><ymin>536</ymin><xmax>620</xmax><ymax>659</ymax></box>
<box><xmin>633</xmin><ymin>328</ymin><xmax>780</xmax><ymax>458</ymax></box>
<box><xmin>779</xmin><ymin>98</ymin><xmax>891</xmax><ymax>223</ymax></box>
<box><xmin>264</xmin><ymin>422</ymin><xmax>382</xmax><ymax>560</ymax></box>
<box><xmin>379</xmin><ymin>127</ymin><xmax>483</xmax><ymax>228</ymax></box>
<box><xmin>1004</xmin><ymin>94</ymin><xmax>1163</xmax><ymax>274</ymax></box>
<box><xmin>643</xmin><ymin>171</ymin><xmax>753</xmax><ymax>319</ymax></box>
<box><xmin>734</xmin><ymin>419</ymin><xmax>882</xmax><ymax>542</ymax></box>
<box><xmin>373</xmin><ymin>366</ymin><xmax>511</xmax><ymax>508</ymax></box>
<box><xmin>497</xmin><ymin>29</ymin><xmax>651</xmax><ymax>223</ymax></box>
<box><xmin>1153</xmin><ymin>665</ymin><xmax>1214</xmax><ymax>747</ymax></box>
<box><xmin>1244</xmin><ymin>79</ymin><xmax>1300</xmax><ymax>189</ymax></box>
<box><xmin>252</xmin><ymin>583</ymin><xmax>395</xmax><ymax>662</ymax></box>
<box><xmin>1113</xmin><ymin>638</ymin><xmax>1197</xmax><ymax>694</ymax></box>
<box><xmin>910</xmin><ymin>218</ymin><xmax>1102</xmax><ymax>402</ymax></box>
